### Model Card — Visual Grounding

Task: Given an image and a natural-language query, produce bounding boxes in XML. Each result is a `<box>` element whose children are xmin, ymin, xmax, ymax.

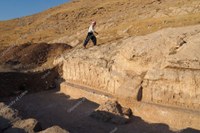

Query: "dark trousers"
<box><xmin>83</xmin><ymin>32</ymin><xmax>97</xmax><ymax>47</ymax></box>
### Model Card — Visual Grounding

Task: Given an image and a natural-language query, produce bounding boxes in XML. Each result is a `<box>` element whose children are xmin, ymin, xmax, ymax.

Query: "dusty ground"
<box><xmin>1</xmin><ymin>90</ymin><xmax>199</xmax><ymax>133</ymax></box>
<box><xmin>0</xmin><ymin>90</ymin><xmax>177</xmax><ymax>133</ymax></box>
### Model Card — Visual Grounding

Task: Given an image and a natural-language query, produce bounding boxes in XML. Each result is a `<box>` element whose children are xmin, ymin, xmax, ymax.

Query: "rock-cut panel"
<box><xmin>143</xmin><ymin>30</ymin><xmax>200</xmax><ymax>110</ymax></box>
<box><xmin>57</xmin><ymin>24</ymin><xmax>200</xmax><ymax>111</ymax></box>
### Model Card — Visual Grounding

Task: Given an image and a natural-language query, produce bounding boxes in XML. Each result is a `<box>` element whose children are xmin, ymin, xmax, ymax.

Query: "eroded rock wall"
<box><xmin>56</xmin><ymin>25</ymin><xmax>200</xmax><ymax>111</ymax></box>
<box><xmin>143</xmin><ymin>31</ymin><xmax>200</xmax><ymax>110</ymax></box>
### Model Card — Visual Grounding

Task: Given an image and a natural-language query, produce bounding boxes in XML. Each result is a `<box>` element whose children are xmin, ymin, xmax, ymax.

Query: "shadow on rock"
<box><xmin>179</xmin><ymin>128</ymin><xmax>200</xmax><ymax>133</ymax></box>
<box><xmin>0</xmin><ymin>66</ymin><xmax>61</xmax><ymax>98</ymax></box>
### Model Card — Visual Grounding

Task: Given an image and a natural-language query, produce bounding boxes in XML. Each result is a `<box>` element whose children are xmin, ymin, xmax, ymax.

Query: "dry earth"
<box><xmin>0</xmin><ymin>0</ymin><xmax>200</xmax><ymax>133</ymax></box>
<box><xmin>1</xmin><ymin>90</ymin><xmax>198</xmax><ymax>133</ymax></box>
<box><xmin>0</xmin><ymin>0</ymin><xmax>200</xmax><ymax>47</ymax></box>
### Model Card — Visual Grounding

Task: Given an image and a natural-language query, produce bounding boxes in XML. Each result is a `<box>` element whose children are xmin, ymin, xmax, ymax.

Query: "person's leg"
<box><xmin>83</xmin><ymin>33</ymin><xmax>91</xmax><ymax>47</ymax></box>
<box><xmin>91</xmin><ymin>35</ymin><xmax>97</xmax><ymax>46</ymax></box>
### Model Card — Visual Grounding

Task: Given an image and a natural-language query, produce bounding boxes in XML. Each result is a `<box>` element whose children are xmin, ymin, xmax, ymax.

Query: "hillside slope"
<box><xmin>0</xmin><ymin>0</ymin><xmax>200</xmax><ymax>132</ymax></box>
<box><xmin>0</xmin><ymin>0</ymin><xmax>200</xmax><ymax>47</ymax></box>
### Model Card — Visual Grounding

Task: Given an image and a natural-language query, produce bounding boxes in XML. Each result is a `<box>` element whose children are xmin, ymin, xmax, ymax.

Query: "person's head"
<box><xmin>92</xmin><ymin>21</ymin><xmax>96</xmax><ymax>26</ymax></box>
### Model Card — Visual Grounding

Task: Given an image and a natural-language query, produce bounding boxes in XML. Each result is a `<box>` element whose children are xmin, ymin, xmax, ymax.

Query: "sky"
<box><xmin>0</xmin><ymin>0</ymin><xmax>70</xmax><ymax>21</ymax></box>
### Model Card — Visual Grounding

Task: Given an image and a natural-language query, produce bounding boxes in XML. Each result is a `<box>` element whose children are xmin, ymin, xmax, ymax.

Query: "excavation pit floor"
<box><xmin>1</xmin><ymin>90</ymin><xmax>198</xmax><ymax>133</ymax></box>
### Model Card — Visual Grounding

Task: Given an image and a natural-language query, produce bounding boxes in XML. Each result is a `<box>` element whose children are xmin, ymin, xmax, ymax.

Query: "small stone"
<box><xmin>12</xmin><ymin>118</ymin><xmax>42</xmax><ymax>132</ymax></box>
<box><xmin>90</xmin><ymin>100</ymin><xmax>132</xmax><ymax>124</ymax></box>
<box><xmin>38</xmin><ymin>126</ymin><xmax>70</xmax><ymax>133</ymax></box>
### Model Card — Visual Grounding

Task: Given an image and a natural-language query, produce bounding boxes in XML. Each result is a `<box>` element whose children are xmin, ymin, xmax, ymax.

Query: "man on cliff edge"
<box><xmin>83</xmin><ymin>21</ymin><xmax>98</xmax><ymax>48</ymax></box>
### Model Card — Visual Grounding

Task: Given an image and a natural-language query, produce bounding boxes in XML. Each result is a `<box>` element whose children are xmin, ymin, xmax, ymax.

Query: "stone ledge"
<box><xmin>60</xmin><ymin>81</ymin><xmax>113</xmax><ymax>104</ymax></box>
<box><xmin>60</xmin><ymin>81</ymin><xmax>200</xmax><ymax>130</ymax></box>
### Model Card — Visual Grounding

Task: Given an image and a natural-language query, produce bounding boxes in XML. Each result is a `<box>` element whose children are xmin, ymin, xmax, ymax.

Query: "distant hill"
<box><xmin>0</xmin><ymin>0</ymin><xmax>200</xmax><ymax>47</ymax></box>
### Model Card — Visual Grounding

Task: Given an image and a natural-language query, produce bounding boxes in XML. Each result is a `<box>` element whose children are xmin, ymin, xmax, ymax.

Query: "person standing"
<box><xmin>83</xmin><ymin>21</ymin><xmax>98</xmax><ymax>48</ymax></box>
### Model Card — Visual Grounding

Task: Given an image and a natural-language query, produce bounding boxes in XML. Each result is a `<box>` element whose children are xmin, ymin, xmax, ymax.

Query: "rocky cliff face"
<box><xmin>56</xmin><ymin>24</ymin><xmax>200</xmax><ymax>112</ymax></box>
<box><xmin>142</xmin><ymin>27</ymin><xmax>200</xmax><ymax>110</ymax></box>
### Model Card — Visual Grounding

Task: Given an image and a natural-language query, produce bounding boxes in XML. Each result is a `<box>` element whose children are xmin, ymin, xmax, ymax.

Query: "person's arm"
<box><xmin>94</xmin><ymin>31</ymin><xmax>98</xmax><ymax>35</ymax></box>
<box><xmin>92</xmin><ymin>26</ymin><xmax>98</xmax><ymax>35</ymax></box>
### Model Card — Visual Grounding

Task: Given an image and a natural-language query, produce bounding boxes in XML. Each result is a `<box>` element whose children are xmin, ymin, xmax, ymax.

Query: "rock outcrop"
<box><xmin>57</xmin><ymin>25</ymin><xmax>200</xmax><ymax>111</ymax></box>
<box><xmin>90</xmin><ymin>100</ymin><xmax>132</xmax><ymax>124</ymax></box>
<box><xmin>0</xmin><ymin>102</ymin><xmax>69</xmax><ymax>133</ymax></box>
<box><xmin>38</xmin><ymin>126</ymin><xmax>69</xmax><ymax>133</ymax></box>
<box><xmin>56</xmin><ymin>25</ymin><xmax>200</xmax><ymax>129</ymax></box>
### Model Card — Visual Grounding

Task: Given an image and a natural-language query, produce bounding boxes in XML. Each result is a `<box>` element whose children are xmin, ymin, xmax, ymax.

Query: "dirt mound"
<box><xmin>0</xmin><ymin>42</ymin><xmax>72</xmax><ymax>97</ymax></box>
<box><xmin>0</xmin><ymin>43</ymin><xmax>72</xmax><ymax>70</ymax></box>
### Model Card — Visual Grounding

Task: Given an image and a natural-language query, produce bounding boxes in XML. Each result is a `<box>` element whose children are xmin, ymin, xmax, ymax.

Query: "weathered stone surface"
<box><xmin>0</xmin><ymin>103</ymin><xmax>41</xmax><ymax>133</ymax></box>
<box><xmin>53</xmin><ymin>24</ymin><xmax>200</xmax><ymax>130</ymax></box>
<box><xmin>143</xmin><ymin>27</ymin><xmax>200</xmax><ymax>110</ymax></box>
<box><xmin>38</xmin><ymin>126</ymin><xmax>69</xmax><ymax>133</ymax></box>
<box><xmin>90</xmin><ymin>100</ymin><xmax>132</xmax><ymax>124</ymax></box>
<box><xmin>0</xmin><ymin>103</ymin><xmax>18</xmax><ymax>130</ymax></box>
<box><xmin>0</xmin><ymin>102</ymin><xmax>69</xmax><ymax>133</ymax></box>
<box><xmin>57</xmin><ymin>25</ymin><xmax>200</xmax><ymax>111</ymax></box>
<box><xmin>11</xmin><ymin>118</ymin><xmax>42</xmax><ymax>133</ymax></box>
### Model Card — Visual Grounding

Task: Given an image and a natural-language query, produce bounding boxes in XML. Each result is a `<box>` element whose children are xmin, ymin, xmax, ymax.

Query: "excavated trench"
<box><xmin>0</xmin><ymin>42</ymin><xmax>200</xmax><ymax>133</ymax></box>
<box><xmin>0</xmin><ymin>67</ymin><xmax>60</xmax><ymax>98</ymax></box>
<box><xmin>0</xmin><ymin>42</ymin><xmax>71</xmax><ymax>132</ymax></box>
<box><xmin>0</xmin><ymin>42</ymin><xmax>72</xmax><ymax>98</ymax></box>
